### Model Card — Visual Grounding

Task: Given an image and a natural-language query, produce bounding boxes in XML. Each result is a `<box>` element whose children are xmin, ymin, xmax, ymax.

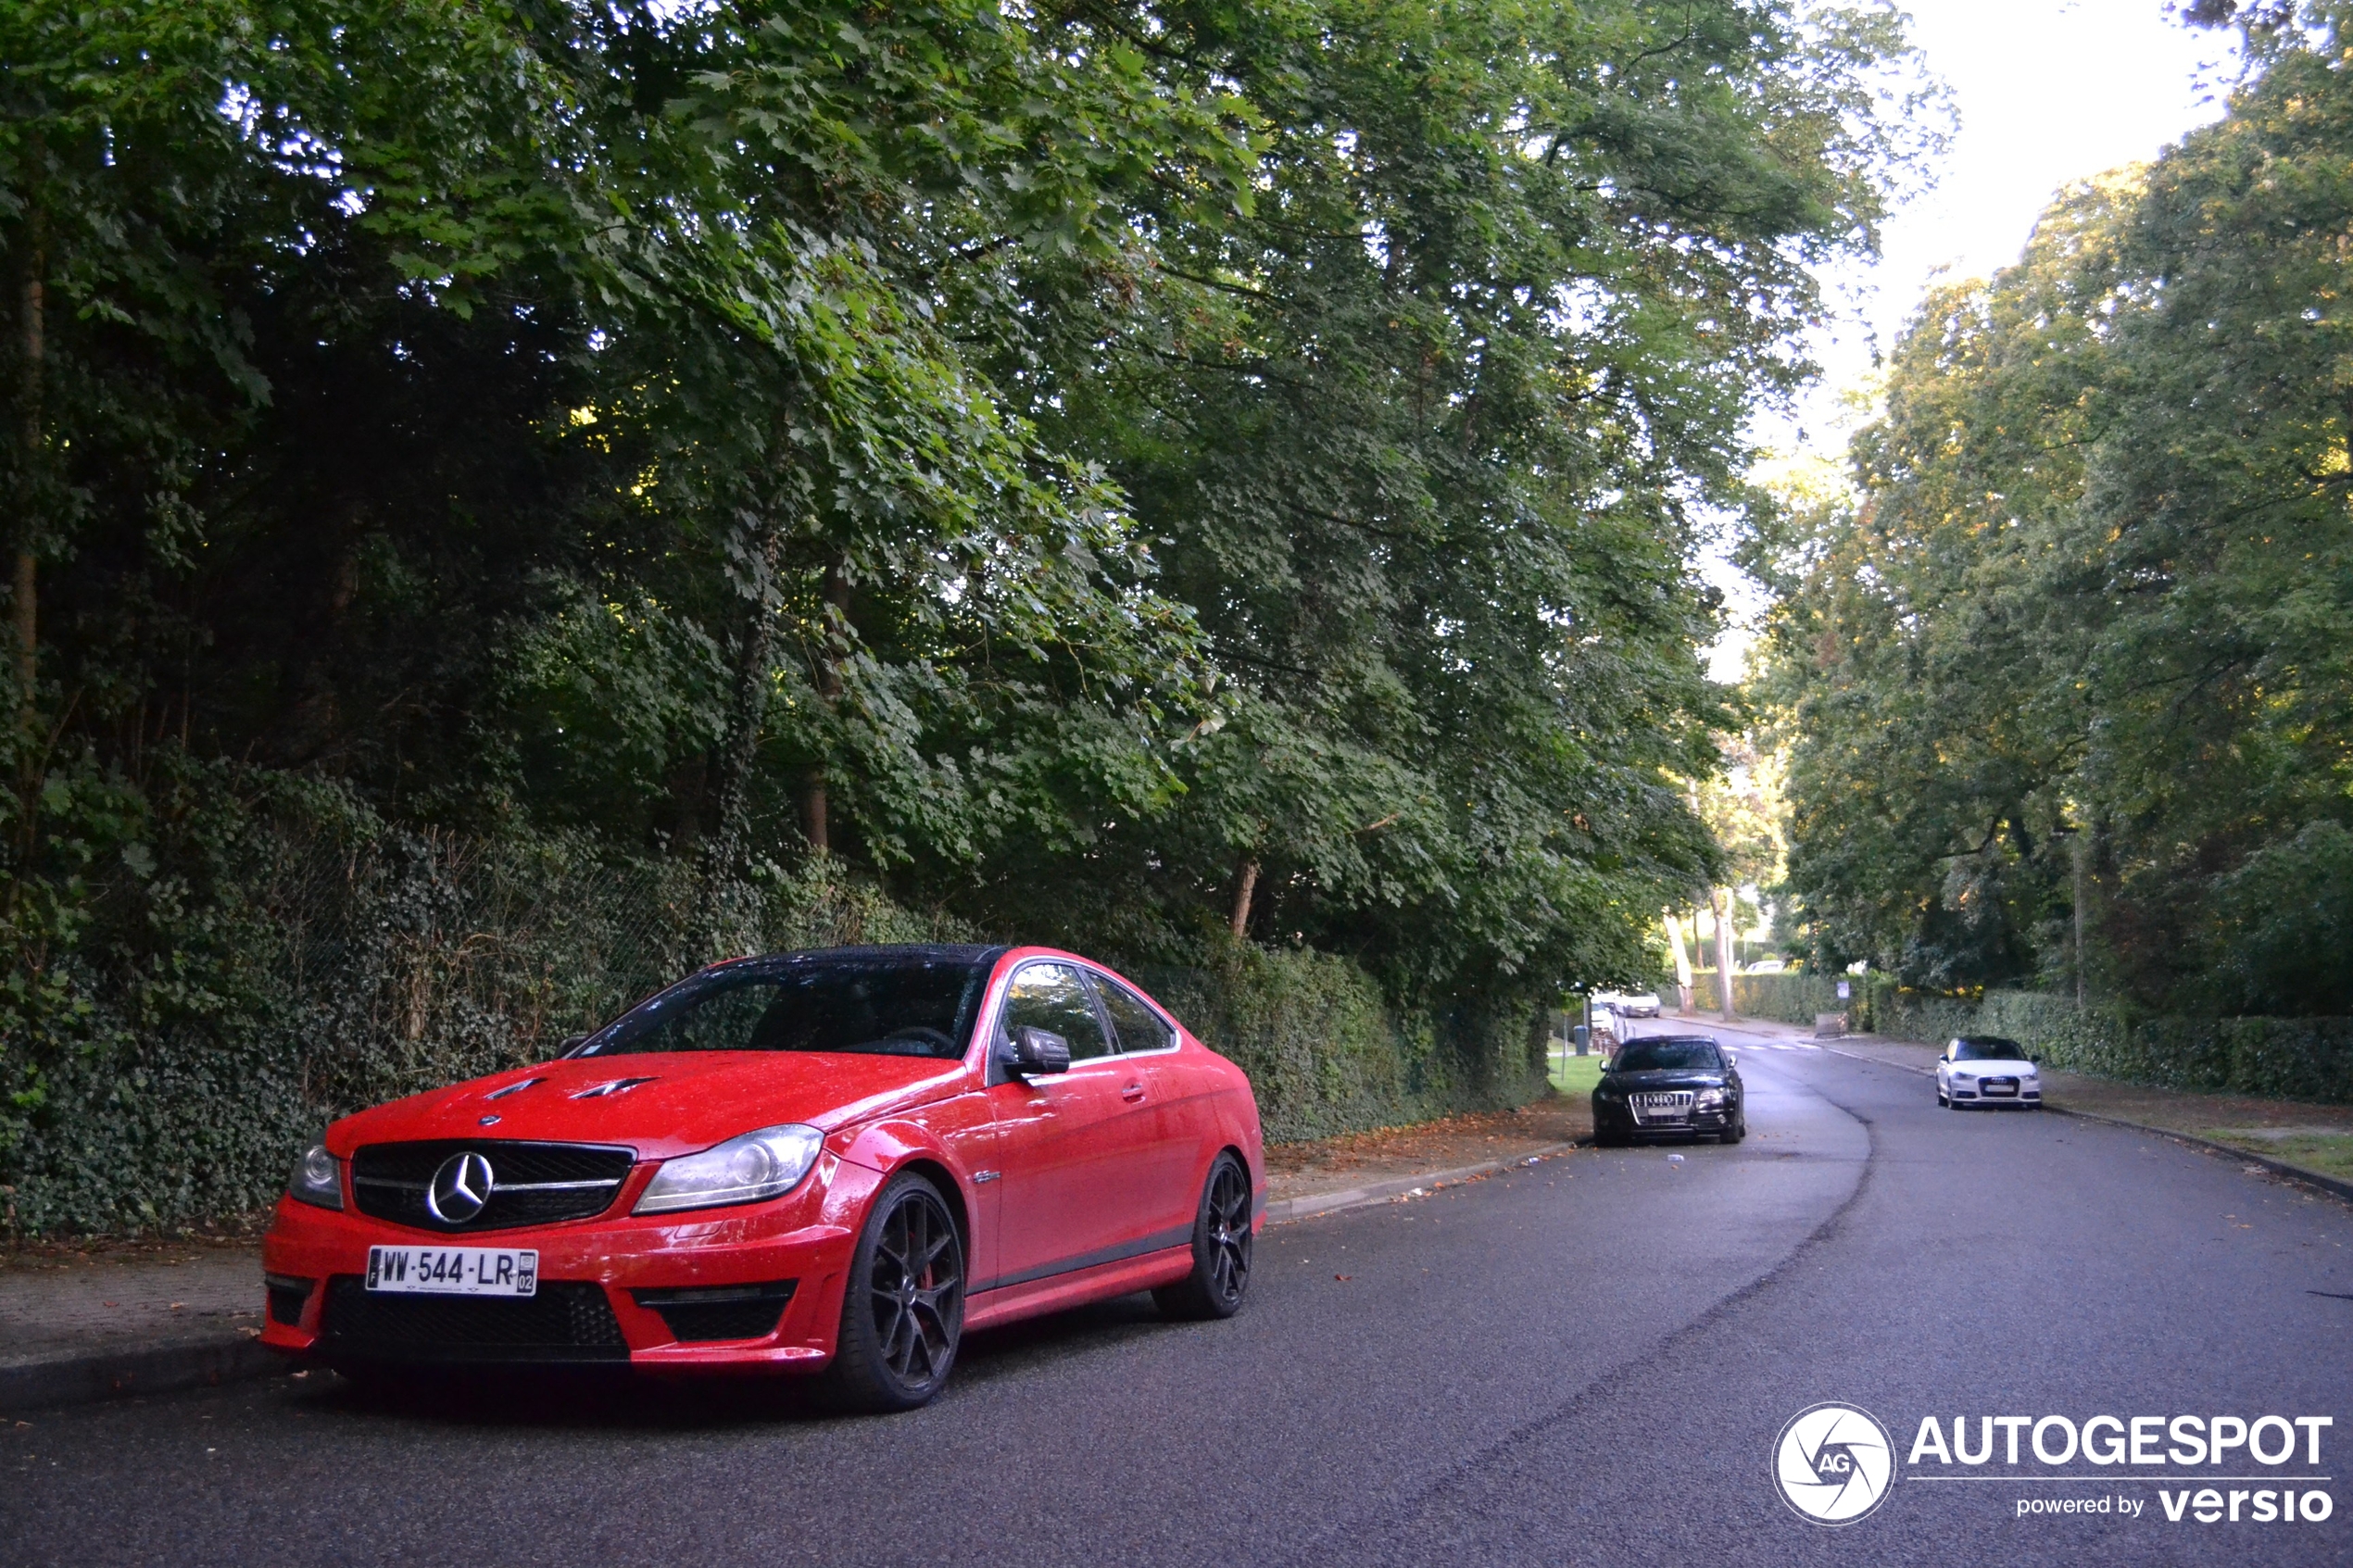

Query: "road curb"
<box><xmin>1263</xmin><ymin>1144</ymin><xmax>1576</xmax><ymax>1225</ymax></box>
<box><xmin>0</xmin><ymin>1335</ymin><xmax>284</xmax><ymax>1415</ymax></box>
<box><xmin>1811</xmin><ymin>1043</ymin><xmax>2353</xmax><ymax>1208</ymax></box>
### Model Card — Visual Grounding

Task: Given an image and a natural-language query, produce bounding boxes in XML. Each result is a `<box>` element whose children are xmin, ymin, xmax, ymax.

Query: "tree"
<box><xmin>965</xmin><ymin>0</ymin><xmax>1936</xmax><ymax>1008</ymax></box>
<box><xmin>1754</xmin><ymin>1</ymin><xmax>2353</xmax><ymax>1013</ymax></box>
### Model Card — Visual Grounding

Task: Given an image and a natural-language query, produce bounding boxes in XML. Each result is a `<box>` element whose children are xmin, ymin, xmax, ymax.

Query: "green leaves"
<box><xmin>4</xmin><ymin>0</ymin><xmax>1921</xmax><ymax>1061</ymax></box>
<box><xmin>1760</xmin><ymin>10</ymin><xmax>2353</xmax><ymax>1011</ymax></box>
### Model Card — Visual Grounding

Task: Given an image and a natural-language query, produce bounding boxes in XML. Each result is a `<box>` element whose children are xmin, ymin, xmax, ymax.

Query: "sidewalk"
<box><xmin>1661</xmin><ymin>1009</ymin><xmax>2353</xmax><ymax>1203</ymax></box>
<box><xmin>0</xmin><ymin>1237</ymin><xmax>274</xmax><ymax>1413</ymax></box>
<box><xmin>0</xmin><ymin>1097</ymin><xmax>1592</xmax><ymax>1414</ymax></box>
<box><xmin>1260</xmin><ymin>1097</ymin><xmax>1589</xmax><ymax>1222</ymax></box>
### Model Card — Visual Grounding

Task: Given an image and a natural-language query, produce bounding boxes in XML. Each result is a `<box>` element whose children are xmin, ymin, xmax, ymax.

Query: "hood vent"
<box><xmin>571</xmin><ymin>1076</ymin><xmax>659</xmax><ymax>1100</ymax></box>
<box><xmin>484</xmin><ymin>1077</ymin><xmax>546</xmax><ymax>1101</ymax></box>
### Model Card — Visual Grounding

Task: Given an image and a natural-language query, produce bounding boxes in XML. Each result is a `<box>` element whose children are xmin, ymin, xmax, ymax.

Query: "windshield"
<box><xmin>1612</xmin><ymin>1040</ymin><xmax>1720</xmax><ymax>1073</ymax></box>
<box><xmin>573</xmin><ymin>952</ymin><xmax>993</xmax><ymax>1060</ymax></box>
<box><xmin>1953</xmin><ymin>1037</ymin><xmax>2026</xmax><ymax>1062</ymax></box>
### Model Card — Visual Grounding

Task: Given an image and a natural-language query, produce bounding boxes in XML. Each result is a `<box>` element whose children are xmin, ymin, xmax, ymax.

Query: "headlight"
<box><xmin>635</xmin><ymin>1124</ymin><xmax>824</xmax><ymax>1215</ymax></box>
<box><xmin>1953</xmin><ymin>1072</ymin><xmax>1974</xmax><ymax>1083</ymax></box>
<box><xmin>1695</xmin><ymin>1087</ymin><xmax>1728</xmax><ymax>1109</ymax></box>
<box><xmin>288</xmin><ymin>1143</ymin><xmax>343</xmax><ymax>1210</ymax></box>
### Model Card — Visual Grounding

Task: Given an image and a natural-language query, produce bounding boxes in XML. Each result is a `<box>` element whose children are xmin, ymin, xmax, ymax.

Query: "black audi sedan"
<box><xmin>1592</xmin><ymin>1035</ymin><xmax>1745</xmax><ymax>1145</ymax></box>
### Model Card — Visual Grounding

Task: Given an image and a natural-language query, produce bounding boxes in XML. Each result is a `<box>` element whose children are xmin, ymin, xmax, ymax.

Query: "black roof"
<box><xmin>719</xmin><ymin>944</ymin><xmax>1011</xmax><ymax>970</ymax></box>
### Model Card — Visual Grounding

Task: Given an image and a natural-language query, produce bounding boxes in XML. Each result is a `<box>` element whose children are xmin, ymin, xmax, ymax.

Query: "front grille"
<box><xmin>1630</xmin><ymin>1091</ymin><xmax>1695</xmax><ymax>1124</ymax></box>
<box><xmin>319</xmin><ymin>1276</ymin><xmax>629</xmax><ymax>1361</ymax></box>
<box><xmin>351</xmin><ymin>1140</ymin><xmax>635</xmax><ymax>1233</ymax></box>
<box><xmin>632</xmin><ymin>1281</ymin><xmax>798</xmax><ymax>1343</ymax></box>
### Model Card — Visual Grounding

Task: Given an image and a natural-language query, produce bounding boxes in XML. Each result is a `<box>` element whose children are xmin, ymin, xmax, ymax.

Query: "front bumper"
<box><xmin>1593</xmin><ymin>1102</ymin><xmax>1737</xmax><ymax>1139</ymax></box>
<box><xmin>1947</xmin><ymin>1082</ymin><xmax>2042</xmax><ymax>1107</ymax></box>
<box><xmin>258</xmin><ymin>1154</ymin><xmax>881</xmax><ymax>1374</ymax></box>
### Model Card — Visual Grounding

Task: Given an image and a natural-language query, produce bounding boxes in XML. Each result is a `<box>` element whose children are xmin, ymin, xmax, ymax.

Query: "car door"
<box><xmin>1091</xmin><ymin>972</ymin><xmax>1202</xmax><ymax>1247</ymax></box>
<box><xmin>982</xmin><ymin>961</ymin><xmax>1139</xmax><ymax>1290</ymax></box>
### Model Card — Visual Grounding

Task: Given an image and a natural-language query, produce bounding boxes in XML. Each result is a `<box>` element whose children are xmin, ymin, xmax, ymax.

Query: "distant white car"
<box><xmin>1936</xmin><ymin>1035</ymin><xmax>2043</xmax><ymax>1110</ymax></box>
<box><xmin>1597</xmin><ymin>989</ymin><xmax>1661</xmax><ymax>1019</ymax></box>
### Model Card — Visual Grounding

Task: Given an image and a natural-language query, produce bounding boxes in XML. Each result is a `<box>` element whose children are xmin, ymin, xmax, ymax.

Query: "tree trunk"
<box><xmin>1229</xmin><ymin>856</ymin><xmax>1260</xmax><ymax>940</ymax></box>
<box><xmin>1711</xmin><ymin>887</ymin><xmax>1738</xmax><ymax>1020</ymax></box>
<box><xmin>15</xmin><ymin>197</ymin><xmax>44</xmax><ymax>767</ymax></box>
<box><xmin>2070</xmin><ymin>828</ymin><xmax>2087</xmax><ymax>1010</ymax></box>
<box><xmin>694</xmin><ymin>514</ymin><xmax>786</xmax><ymax>952</ymax></box>
<box><xmin>799</xmin><ymin>767</ymin><xmax>828</xmax><ymax>856</ymax></box>
<box><xmin>1662</xmin><ymin>907</ymin><xmax>1694</xmax><ymax>1013</ymax></box>
<box><xmin>797</xmin><ymin>558</ymin><xmax>849</xmax><ymax>853</ymax></box>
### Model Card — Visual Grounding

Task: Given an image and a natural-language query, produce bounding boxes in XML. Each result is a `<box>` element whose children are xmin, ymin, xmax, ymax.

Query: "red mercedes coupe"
<box><xmin>258</xmin><ymin>945</ymin><xmax>1265</xmax><ymax>1411</ymax></box>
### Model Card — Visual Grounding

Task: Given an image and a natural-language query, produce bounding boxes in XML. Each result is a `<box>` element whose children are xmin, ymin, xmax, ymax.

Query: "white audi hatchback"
<box><xmin>1935</xmin><ymin>1035</ymin><xmax>2043</xmax><ymax>1110</ymax></box>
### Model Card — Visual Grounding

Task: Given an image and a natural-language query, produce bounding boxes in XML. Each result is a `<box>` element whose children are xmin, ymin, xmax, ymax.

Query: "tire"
<box><xmin>818</xmin><ymin>1171</ymin><xmax>965</xmax><ymax>1413</ymax></box>
<box><xmin>1153</xmin><ymin>1152</ymin><xmax>1253</xmax><ymax>1321</ymax></box>
<box><xmin>1936</xmin><ymin>1085</ymin><xmax>1948</xmax><ymax>1107</ymax></box>
<box><xmin>1721</xmin><ymin>1110</ymin><xmax>1745</xmax><ymax>1144</ymax></box>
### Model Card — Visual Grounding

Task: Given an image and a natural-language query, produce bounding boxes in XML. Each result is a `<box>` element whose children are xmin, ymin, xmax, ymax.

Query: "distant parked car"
<box><xmin>1745</xmin><ymin>958</ymin><xmax>1787</xmax><ymax>974</ymax></box>
<box><xmin>1592</xmin><ymin>1035</ymin><xmax>1744</xmax><ymax>1145</ymax></box>
<box><xmin>1595</xmin><ymin>989</ymin><xmax>1662</xmax><ymax>1018</ymax></box>
<box><xmin>1935</xmin><ymin>1036</ymin><xmax>2043</xmax><ymax>1110</ymax></box>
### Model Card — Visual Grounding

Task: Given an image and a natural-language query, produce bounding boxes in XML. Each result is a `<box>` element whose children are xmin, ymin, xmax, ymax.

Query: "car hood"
<box><xmin>327</xmin><ymin>1050</ymin><xmax>971</xmax><ymax>1161</ymax></box>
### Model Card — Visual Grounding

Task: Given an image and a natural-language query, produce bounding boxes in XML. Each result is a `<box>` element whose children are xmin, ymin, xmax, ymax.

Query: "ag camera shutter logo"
<box><xmin>1774</xmin><ymin>1402</ymin><xmax>1896</xmax><ymax>1524</ymax></box>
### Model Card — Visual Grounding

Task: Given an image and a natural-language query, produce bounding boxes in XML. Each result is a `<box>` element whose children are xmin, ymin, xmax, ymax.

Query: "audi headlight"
<box><xmin>288</xmin><ymin>1143</ymin><xmax>343</xmax><ymax>1210</ymax></box>
<box><xmin>635</xmin><ymin>1124</ymin><xmax>824</xmax><ymax>1215</ymax></box>
<box><xmin>1695</xmin><ymin>1087</ymin><xmax>1729</xmax><ymax>1109</ymax></box>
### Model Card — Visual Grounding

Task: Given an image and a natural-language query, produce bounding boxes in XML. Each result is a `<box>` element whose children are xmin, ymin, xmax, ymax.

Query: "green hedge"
<box><xmin>1862</xmin><ymin>984</ymin><xmax>2353</xmax><ymax>1105</ymax></box>
<box><xmin>1722</xmin><ymin>975</ymin><xmax>2353</xmax><ymax>1104</ymax></box>
<box><xmin>1729</xmin><ymin>972</ymin><xmax>1847</xmax><ymax>1025</ymax></box>
<box><xmin>1</xmin><ymin>782</ymin><xmax>1547</xmax><ymax>1235</ymax></box>
<box><xmin>0</xmin><ymin>809</ymin><xmax>966</xmax><ymax>1236</ymax></box>
<box><xmin>1139</xmin><ymin>942</ymin><xmax>1549</xmax><ymax>1144</ymax></box>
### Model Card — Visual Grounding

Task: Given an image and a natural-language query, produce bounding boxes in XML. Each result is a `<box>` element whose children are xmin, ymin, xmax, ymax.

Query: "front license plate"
<box><xmin>366</xmin><ymin>1245</ymin><xmax>537</xmax><ymax>1297</ymax></box>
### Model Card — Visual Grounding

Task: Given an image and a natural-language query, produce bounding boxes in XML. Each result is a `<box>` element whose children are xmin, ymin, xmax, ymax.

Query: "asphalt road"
<box><xmin>6</xmin><ymin>1038</ymin><xmax>2349</xmax><ymax>1568</ymax></box>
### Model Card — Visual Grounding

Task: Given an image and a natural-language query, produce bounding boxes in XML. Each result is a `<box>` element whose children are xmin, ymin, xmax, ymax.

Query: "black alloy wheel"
<box><xmin>1155</xmin><ymin>1153</ymin><xmax>1253</xmax><ymax>1321</ymax></box>
<box><xmin>821</xmin><ymin>1172</ymin><xmax>964</xmax><ymax>1412</ymax></box>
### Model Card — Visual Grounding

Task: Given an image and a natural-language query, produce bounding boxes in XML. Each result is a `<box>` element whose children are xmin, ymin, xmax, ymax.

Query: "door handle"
<box><xmin>1121</xmin><ymin>1083</ymin><xmax>1146</xmax><ymax>1103</ymax></box>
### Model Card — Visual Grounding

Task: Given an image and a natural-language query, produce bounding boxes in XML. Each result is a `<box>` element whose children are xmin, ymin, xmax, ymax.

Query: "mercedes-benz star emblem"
<box><xmin>426</xmin><ymin>1151</ymin><xmax>495</xmax><ymax>1223</ymax></box>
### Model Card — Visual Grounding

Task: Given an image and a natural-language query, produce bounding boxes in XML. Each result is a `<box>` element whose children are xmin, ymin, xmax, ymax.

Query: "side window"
<box><xmin>1097</xmin><ymin>978</ymin><xmax>1175</xmax><ymax>1054</ymax></box>
<box><xmin>1000</xmin><ymin>963</ymin><xmax>1112</xmax><ymax>1062</ymax></box>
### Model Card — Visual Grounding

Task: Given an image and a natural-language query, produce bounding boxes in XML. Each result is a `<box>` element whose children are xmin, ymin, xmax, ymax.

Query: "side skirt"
<box><xmin>963</xmin><ymin>1246</ymin><xmax>1195</xmax><ymax>1333</ymax></box>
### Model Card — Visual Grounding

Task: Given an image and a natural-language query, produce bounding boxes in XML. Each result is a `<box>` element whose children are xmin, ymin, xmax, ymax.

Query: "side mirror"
<box><xmin>1004</xmin><ymin>1026</ymin><xmax>1071</xmax><ymax>1077</ymax></box>
<box><xmin>559</xmin><ymin>1033</ymin><xmax>589</xmax><ymax>1056</ymax></box>
<box><xmin>1723</xmin><ymin>1048</ymin><xmax>1737</xmax><ymax>1066</ymax></box>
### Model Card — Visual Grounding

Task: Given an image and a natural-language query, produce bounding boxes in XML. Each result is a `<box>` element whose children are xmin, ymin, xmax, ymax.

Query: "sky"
<box><xmin>1710</xmin><ymin>0</ymin><xmax>2243</xmax><ymax>676</ymax></box>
